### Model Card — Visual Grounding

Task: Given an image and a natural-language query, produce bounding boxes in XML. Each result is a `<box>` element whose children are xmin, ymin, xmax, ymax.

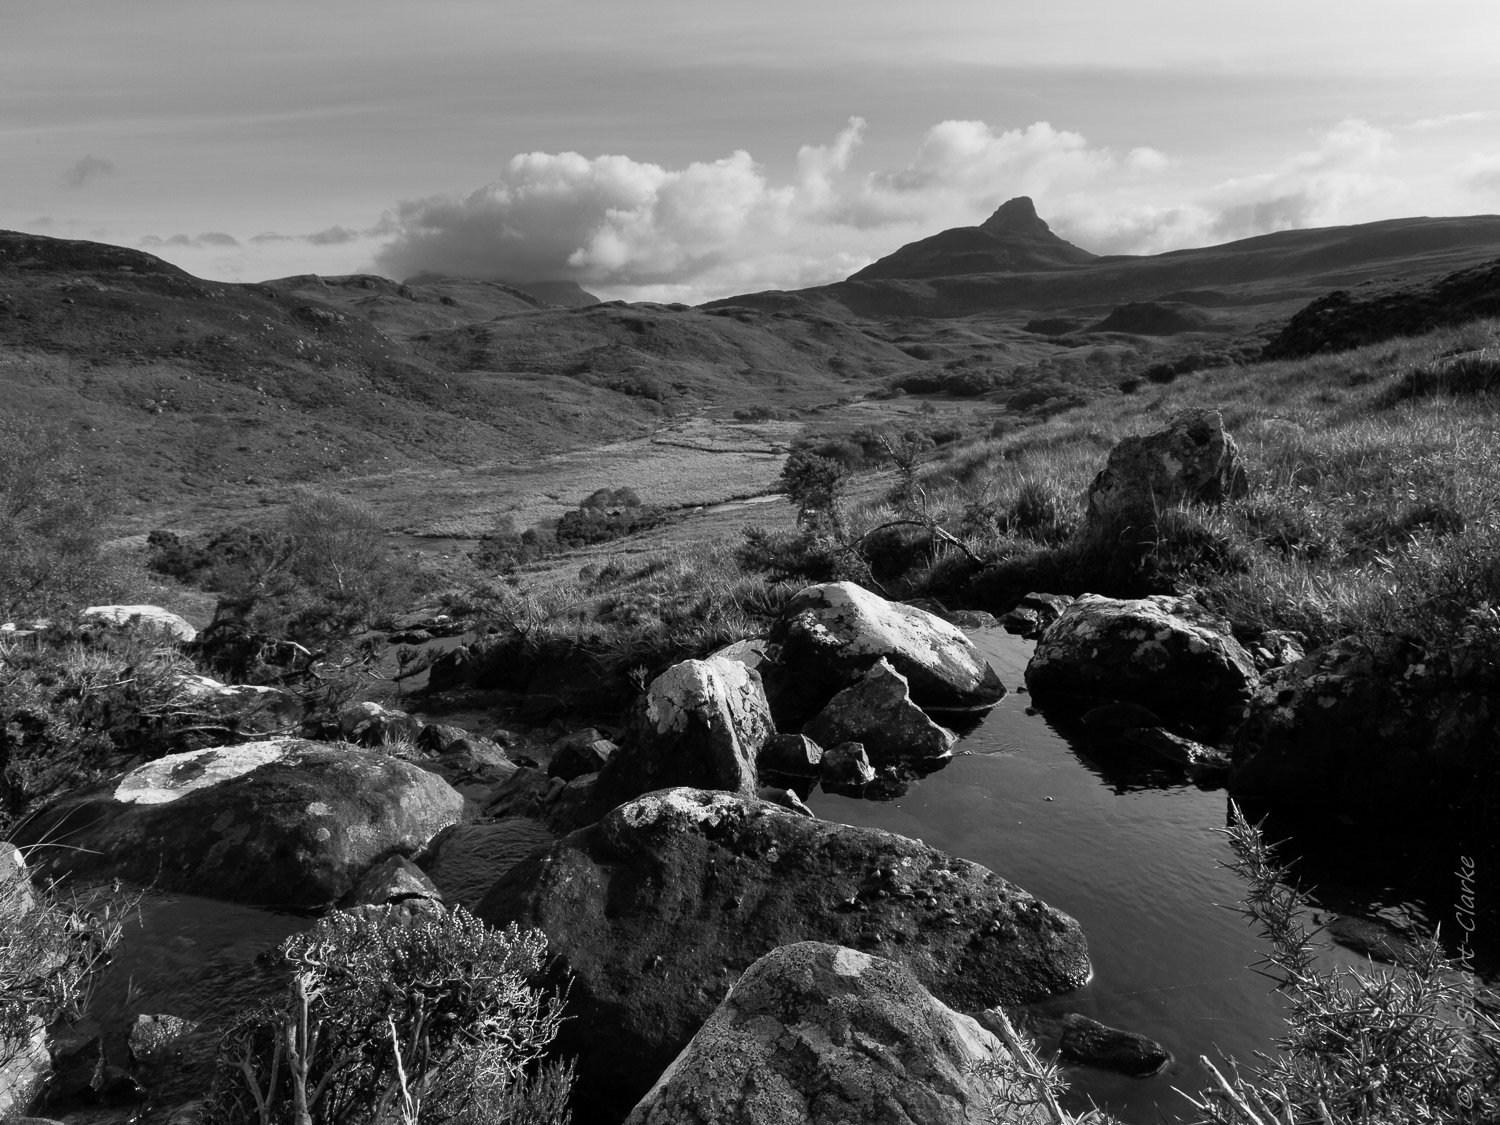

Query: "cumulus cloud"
<box><xmin>1459</xmin><ymin>153</ymin><xmax>1500</xmax><ymax>192</ymax></box>
<box><xmin>63</xmin><ymin>154</ymin><xmax>115</xmax><ymax>188</ymax></box>
<box><xmin>196</xmin><ymin>231</ymin><xmax>240</xmax><ymax>246</ymax></box>
<box><xmin>305</xmin><ymin>225</ymin><xmax>360</xmax><ymax>245</ymax></box>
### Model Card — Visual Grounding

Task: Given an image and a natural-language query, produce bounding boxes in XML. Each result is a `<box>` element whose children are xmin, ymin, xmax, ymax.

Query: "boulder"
<box><xmin>1057</xmin><ymin>1013</ymin><xmax>1172</xmax><ymax>1076</ymax></box>
<box><xmin>478</xmin><ymin>787</ymin><xmax>1090</xmax><ymax>1124</ymax></box>
<box><xmin>1025</xmin><ymin>594</ymin><xmax>1258</xmax><ymax>726</ymax></box>
<box><xmin>548</xmin><ymin>728</ymin><xmax>617</xmax><ymax>781</ymax></box>
<box><xmin>775</xmin><ymin>582</ymin><xmax>1006</xmax><ymax>713</ymax></box>
<box><xmin>171</xmin><ymin>673</ymin><xmax>302</xmax><ymax>734</ymax></box>
<box><xmin>13</xmin><ymin>739</ymin><xmax>463</xmax><ymax>907</ymax></box>
<box><xmin>82</xmin><ymin>605</ymin><xmax>197</xmax><ymax>643</ymax></box>
<box><xmin>802</xmin><ymin>660</ymin><xmax>958</xmax><ymax>766</ymax></box>
<box><xmin>821</xmin><ymin>742</ymin><xmax>876</xmax><ymax>795</ymax></box>
<box><xmin>338</xmin><ymin>854</ymin><xmax>443</xmax><ymax>909</ymax></box>
<box><xmin>1230</xmin><ymin>634</ymin><xmax>1497</xmax><ymax>811</ymax></box>
<box><xmin>756</xmin><ymin>733</ymin><xmax>822</xmax><ymax>781</ymax></box>
<box><xmin>1001</xmin><ymin>593</ymin><xmax>1075</xmax><ymax>639</ymax></box>
<box><xmin>1083</xmin><ymin>409</ymin><xmax>1248</xmax><ymax>534</ymax></box>
<box><xmin>625</xmin><ymin>943</ymin><xmax>1041</xmax><ymax>1125</ymax></box>
<box><xmin>599</xmin><ymin>656</ymin><xmax>773</xmax><ymax>802</ymax></box>
<box><xmin>337</xmin><ymin>701</ymin><xmax>423</xmax><ymax>748</ymax></box>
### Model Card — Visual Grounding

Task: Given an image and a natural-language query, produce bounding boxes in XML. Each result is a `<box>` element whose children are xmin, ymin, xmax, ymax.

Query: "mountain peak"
<box><xmin>980</xmin><ymin>196</ymin><xmax>1051</xmax><ymax>236</ymax></box>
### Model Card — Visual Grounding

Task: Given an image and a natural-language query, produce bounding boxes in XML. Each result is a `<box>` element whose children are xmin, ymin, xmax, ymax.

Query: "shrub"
<box><xmin>1183</xmin><ymin>805</ymin><xmax>1500</xmax><ymax>1124</ymax></box>
<box><xmin>0</xmin><ymin>416</ymin><xmax>116</xmax><ymax>620</ymax></box>
<box><xmin>207</xmin><ymin>907</ymin><xmax>572</xmax><ymax>1125</ymax></box>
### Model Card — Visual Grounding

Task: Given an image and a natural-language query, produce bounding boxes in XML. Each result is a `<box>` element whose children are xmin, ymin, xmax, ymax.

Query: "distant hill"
<box><xmin>0</xmin><ymin>231</ymin><xmax>918</xmax><ymax>524</ymax></box>
<box><xmin>852</xmin><ymin>197</ymin><xmax>1098</xmax><ymax>279</ymax></box>
<box><xmin>403</xmin><ymin>272</ymin><xmax>600</xmax><ymax>307</ymax></box>
<box><xmin>715</xmin><ymin>203</ymin><xmax>1500</xmax><ymax>325</ymax></box>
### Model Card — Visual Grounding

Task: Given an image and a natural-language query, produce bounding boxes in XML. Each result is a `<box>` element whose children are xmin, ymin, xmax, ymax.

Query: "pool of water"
<box><xmin>808</xmin><ymin>628</ymin><xmax>1497</xmax><ymax>1123</ymax></box>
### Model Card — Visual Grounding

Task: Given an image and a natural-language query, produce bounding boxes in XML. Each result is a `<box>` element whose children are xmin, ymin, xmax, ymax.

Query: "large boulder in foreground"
<box><xmin>625</xmin><ymin>942</ymin><xmax>1043</xmax><ymax>1125</ymax></box>
<box><xmin>1083</xmin><ymin>409</ymin><xmax>1248</xmax><ymax>534</ymax></box>
<box><xmin>774</xmin><ymin>582</ymin><xmax>1006</xmax><ymax>714</ymax></box>
<box><xmin>478</xmin><ymin>788</ymin><xmax>1089</xmax><ymax>1125</ymax></box>
<box><xmin>599</xmin><ymin>656</ymin><xmax>773</xmax><ymax>802</ymax></box>
<box><xmin>1026</xmin><ymin>594</ymin><xmax>1257</xmax><ymax>727</ymax></box>
<box><xmin>13</xmin><ymin>739</ymin><xmax>463</xmax><ymax>907</ymax></box>
<box><xmin>1230</xmin><ymin>634</ymin><xmax>1497</xmax><ymax>811</ymax></box>
<box><xmin>802</xmin><ymin>659</ymin><xmax>958</xmax><ymax>765</ymax></box>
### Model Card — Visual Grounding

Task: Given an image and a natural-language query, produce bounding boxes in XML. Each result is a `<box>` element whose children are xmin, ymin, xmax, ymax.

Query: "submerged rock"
<box><xmin>775</xmin><ymin>582</ymin><xmax>1006</xmax><ymax>713</ymax></box>
<box><xmin>1026</xmin><ymin>594</ymin><xmax>1257</xmax><ymax>727</ymax></box>
<box><xmin>802</xmin><ymin>659</ymin><xmax>958</xmax><ymax>766</ymax></box>
<box><xmin>625</xmin><ymin>942</ymin><xmax>1037</xmax><ymax>1125</ymax></box>
<box><xmin>14</xmin><ymin>739</ymin><xmax>463</xmax><ymax>907</ymax></box>
<box><xmin>1057</xmin><ymin>1013</ymin><xmax>1172</xmax><ymax>1076</ymax></box>
<box><xmin>478</xmin><ymin>787</ymin><xmax>1090</xmax><ymax>1125</ymax></box>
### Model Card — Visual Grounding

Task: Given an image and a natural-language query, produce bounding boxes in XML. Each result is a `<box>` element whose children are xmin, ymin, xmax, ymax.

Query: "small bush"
<box><xmin>208</xmin><ymin>907</ymin><xmax>572</xmax><ymax>1125</ymax></box>
<box><xmin>1381</xmin><ymin>349</ymin><xmax>1500</xmax><ymax>404</ymax></box>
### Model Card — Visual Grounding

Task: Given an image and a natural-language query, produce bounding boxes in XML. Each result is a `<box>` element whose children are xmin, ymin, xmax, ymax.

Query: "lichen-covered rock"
<box><xmin>625</xmin><ymin>942</ymin><xmax>1042</xmax><ymax>1125</ymax></box>
<box><xmin>82</xmin><ymin>604</ymin><xmax>197</xmax><ymax>642</ymax></box>
<box><xmin>775</xmin><ymin>582</ymin><xmax>1006</xmax><ymax>713</ymax></box>
<box><xmin>802</xmin><ymin>660</ymin><xmax>958</xmax><ymax>766</ymax></box>
<box><xmin>1025</xmin><ymin>594</ymin><xmax>1258</xmax><ymax>725</ymax></box>
<box><xmin>0</xmin><ymin>1015</ymin><xmax>49</xmax><ymax>1120</ymax></box>
<box><xmin>172</xmin><ymin>673</ymin><xmax>303</xmax><ymax>734</ymax></box>
<box><xmin>127</xmin><ymin>1014</ymin><xmax>200</xmax><ymax>1067</ymax></box>
<box><xmin>1230</xmin><ymin>634</ymin><xmax>1497</xmax><ymax>810</ymax></box>
<box><xmin>1083</xmin><ymin>409</ymin><xmax>1248</xmax><ymax>533</ymax></box>
<box><xmin>478</xmin><ymin>787</ymin><xmax>1090</xmax><ymax>1125</ymax></box>
<box><xmin>600</xmin><ymin>656</ymin><xmax>773</xmax><ymax>802</ymax></box>
<box><xmin>13</xmin><ymin>739</ymin><xmax>463</xmax><ymax>907</ymax></box>
<box><xmin>337</xmin><ymin>701</ymin><xmax>423</xmax><ymax>748</ymax></box>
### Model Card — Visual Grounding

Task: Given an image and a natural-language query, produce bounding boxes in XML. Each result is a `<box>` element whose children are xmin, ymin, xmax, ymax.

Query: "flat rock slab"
<box><xmin>478</xmin><ymin>787</ymin><xmax>1090</xmax><ymax>1125</ymax></box>
<box><xmin>626</xmin><ymin>942</ymin><xmax>1041</xmax><ymax>1125</ymax></box>
<box><xmin>14</xmin><ymin>739</ymin><xmax>463</xmax><ymax>907</ymax></box>
<box><xmin>776</xmin><ymin>582</ymin><xmax>1006</xmax><ymax>712</ymax></box>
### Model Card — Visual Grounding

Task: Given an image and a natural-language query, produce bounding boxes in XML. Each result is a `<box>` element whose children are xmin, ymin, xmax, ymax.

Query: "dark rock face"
<box><xmin>548</xmin><ymin>729</ymin><xmax>617</xmax><ymax>781</ymax></box>
<box><xmin>419</xmin><ymin>819</ymin><xmax>557</xmax><ymax>912</ymax></box>
<box><xmin>1026</xmin><ymin>594</ymin><xmax>1258</xmax><ymax>726</ymax></box>
<box><xmin>1057</xmin><ymin>1014</ymin><xmax>1172</xmax><ymax>1076</ymax></box>
<box><xmin>1230</xmin><ymin>635</ymin><xmax>1497</xmax><ymax>811</ymax></box>
<box><xmin>1122</xmin><ymin>728</ymin><xmax>1231</xmax><ymax>785</ymax></box>
<box><xmin>1083</xmin><ymin>410</ymin><xmax>1248</xmax><ymax>534</ymax></box>
<box><xmin>820</xmin><ymin>741</ymin><xmax>876</xmax><ymax>795</ymax></box>
<box><xmin>477</xmin><ymin>788</ymin><xmax>1090</xmax><ymax>1125</ymax></box>
<box><xmin>1001</xmin><ymin>592</ymin><xmax>1075</xmax><ymax>639</ymax></box>
<box><xmin>13</xmin><ymin>739</ymin><xmax>463</xmax><ymax>907</ymax></box>
<box><xmin>775</xmin><ymin>582</ymin><xmax>1006</xmax><ymax>714</ymax></box>
<box><xmin>756</xmin><ymin>733</ymin><xmax>822</xmax><ymax>781</ymax></box>
<box><xmin>338</xmin><ymin>854</ymin><xmax>443</xmax><ymax>909</ymax></box>
<box><xmin>624</xmin><ymin>942</ymin><xmax>1034</xmax><ymax>1125</ymax></box>
<box><xmin>802</xmin><ymin>660</ymin><xmax>957</xmax><ymax>765</ymax></box>
<box><xmin>599</xmin><ymin>656</ymin><xmax>773</xmax><ymax>802</ymax></box>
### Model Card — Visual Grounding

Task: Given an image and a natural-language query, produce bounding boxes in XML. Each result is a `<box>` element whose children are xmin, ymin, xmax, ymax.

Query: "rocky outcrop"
<box><xmin>13</xmin><ymin>739</ymin><xmax>463</xmax><ymax>907</ymax></box>
<box><xmin>775</xmin><ymin>582</ymin><xmax>1006</xmax><ymax>714</ymax></box>
<box><xmin>83</xmin><ymin>604</ymin><xmax>197</xmax><ymax>642</ymax></box>
<box><xmin>599</xmin><ymin>657</ymin><xmax>773</xmax><ymax>802</ymax></box>
<box><xmin>1083</xmin><ymin>410</ymin><xmax>1248</xmax><ymax>534</ymax></box>
<box><xmin>1230</xmin><ymin>634</ymin><xmax>1497</xmax><ymax>811</ymax></box>
<box><xmin>802</xmin><ymin>660</ymin><xmax>958</xmax><ymax>765</ymax></box>
<box><xmin>625</xmin><ymin>942</ymin><xmax>1041</xmax><ymax>1125</ymax></box>
<box><xmin>1026</xmin><ymin>594</ymin><xmax>1258</xmax><ymax>727</ymax></box>
<box><xmin>478</xmin><ymin>787</ymin><xmax>1090</xmax><ymax>1125</ymax></box>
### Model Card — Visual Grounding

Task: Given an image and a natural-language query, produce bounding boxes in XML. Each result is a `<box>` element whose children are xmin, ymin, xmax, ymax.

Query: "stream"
<box><xmin>68</xmin><ymin>629</ymin><xmax>1496</xmax><ymax>1124</ymax></box>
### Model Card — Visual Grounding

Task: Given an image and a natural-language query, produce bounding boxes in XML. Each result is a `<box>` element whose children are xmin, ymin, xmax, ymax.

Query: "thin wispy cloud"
<box><xmin>63</xmin><ymin>155</ymin><xmax>116</xmax><ymax>188</ymax></box>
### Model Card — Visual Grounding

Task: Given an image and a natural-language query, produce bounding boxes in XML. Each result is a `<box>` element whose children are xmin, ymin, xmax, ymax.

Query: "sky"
<box><xmin>5</xmin><ymin>0</ymin><xmax>1499</xmax><ymax>303</ymax></box>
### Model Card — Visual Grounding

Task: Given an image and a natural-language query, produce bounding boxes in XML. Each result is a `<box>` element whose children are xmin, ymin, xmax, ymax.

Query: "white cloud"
<box><xmin>1407</xmin><ymin>110</ymin><xmax>1498</xmax><ymax>130</ymax></box>
<box><xmin>63</xmin><ymin>154</ymin><xmax>116</xmax><ymax>188</ymax></box>
<box><xmin>1459</xmin><ymin>153</ymin><xmax>1500</xmax><ymax>193</ymax></box>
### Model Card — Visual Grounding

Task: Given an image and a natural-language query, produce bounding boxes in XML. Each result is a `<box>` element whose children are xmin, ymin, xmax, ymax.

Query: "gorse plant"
<box><xmin>208</xmin><ymin>906</ymin><xmax>571</xmax><ymax>1125</ymax></box>
<box><xmin>1183</xmin><ymin>805</ymin><xmax>1500</xmax><ymax>1124</ymax></box>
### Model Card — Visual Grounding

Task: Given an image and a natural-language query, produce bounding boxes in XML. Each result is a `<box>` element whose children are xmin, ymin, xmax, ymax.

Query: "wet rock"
<box><xmin>82</xmin><ymin>604</ymin><xmax>196</xmax><ymax>642</ymax></box>
<box><xmin>1026</xmin><ymin>594</ymin><xmax>1258</xmax><ymax>728</ymax></box>
<box><xmin>548</xmin><ymin>728</ymin><xmax>617</xmax><ymax>781</ymax></box>
<box><xmin>1230</xmin><ymin>634</ymin><xmax>1497</xmax><ymax>811</ymax></box>
<box><xmin>1001</xmin><ymin>593</ymin><xmax>1076</xmax><ymax>639</ymax></box>
<box><xmin>1122</xmin><ymin>728</ymin><xmax>1231</xmax><ymax>785</ymax></box>
<box><xmin>1324</xmin><ymin>914</ymin><xmax>1420</xmax><ymax>964</ymax></box>
<box><xmin>338</xmin><ymin>854</ymin><xmax>443</xmax><ymax>909</ymax></box>
<box><xmin>419</xmin><ymin>819</ymin><xmax>557</xmax><ymax>912</ymax></box>
<box><xmin>820</xmin><ymin>742</ymin><xmax>876</xmax><ymax>795</ymax></box>
<box><xmin>775</xmin><ymin>582</ymin><xmax>1006</xmax><ymax>713</ymax></box>
<box><xmin>127</xmin><ymin>1014</ymin><xmax>199</xmax><ymax>1066</ymax></box>
<box><xmin>1057</xmin><ymin>1013</ymin><xmax>1172</xmax><ymax>1076</ymax></box>
<box><xmin>599</xmin><ymin>656</ymin><xmax>773</xmax><ymax>802</ymax></box>
<box><xmin>478</xmin><ymin>787</ymin><xmax>1091</xmax><ymax>1125</ymax></box>
<box><xmin>14</xmin><ymin>739</ymin><xmax>463</xmax><ymax>907</ymax></box>
<box><xmin>337</xmin><ymin>701</ymin><xmax>423</xmax><ymax>748</ymax></box>
<box><xmin>1083</xmin><ymin>409</ymin><xmax>1248</xmax><ymax>534</ymax></box>
<box><xmin>624</xmin><ymin>943</ymin><xmax>1027</xmax><ymax>1125</ymax></box>
<box><xmin>756</xmin><ymin>733</ymin><xmax>823</xmax><ymax>781</ymax></box>
<box><xmin>803</xmin><ymin>660</ymin><xmax>958</xmax><ymax>766</ymax></box>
